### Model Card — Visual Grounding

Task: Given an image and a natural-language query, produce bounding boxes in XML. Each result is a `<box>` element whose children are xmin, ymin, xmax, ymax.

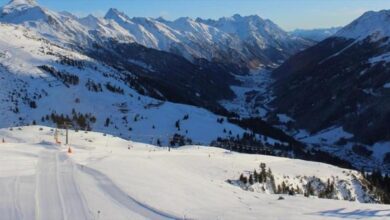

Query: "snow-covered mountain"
<box><xmin>0</xmin><ymin>0</ymin><xmax>134</xmax><ymax>47</ymax></box>
<box><xmin>197</xmin><ymin>14</ymin><xmax>313</xmax><ymax>66</ymax></box>
<box><xmin>104</xmin><ymin>9</ymin><xmax>247</xmax><ymax>64</ymax></box>
<box><xmin>0</xmin><ymin>126</ymin><xmax>388</xmax><ymax>220</ymax></box>
<box><xmin>104</xmin><ymin>9</ymin><xmax>311</xmax><ymax>67</ymax></box>
<box><xmin>270</xmin><ymin>10</ymin><xmax>390</xmax><ymax>170</ymax></box>
<box><xmin>290</xmin><ymin>27</ymin><xmax>341</xmax><ymax>42</ymax></box>
<box><xmin>334</xmin><ymin>10</ymin><xmax>390</xmax><ymax>40</ymax></box>
<box><xmin>0</xmin><ymin>0</ymin><xmax>310</xmax><ymax>68</ymax></box>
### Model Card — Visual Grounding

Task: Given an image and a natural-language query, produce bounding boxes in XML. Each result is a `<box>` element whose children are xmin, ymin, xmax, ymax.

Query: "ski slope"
<box><xmin>0</xmin><ymin>126</ymin><xmax>389</xmax><ymax>220</ymax></box>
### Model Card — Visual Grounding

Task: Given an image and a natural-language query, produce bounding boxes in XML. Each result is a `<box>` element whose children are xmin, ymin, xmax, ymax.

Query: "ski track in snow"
<box><xmin>0</xmin><ymin>176</ymin><xmax>23</xmax><ymax>220</ymax></box>
<box><xmin>36</xmin><ymin>149</ymin><xmax>91</xmax><ymax>220</ymax></box>
<box><xmin>79</xmin><ymin>165</ymin><xmax>178</xmax><ymax>220</ymax></box>
<box><xmin>35</xmin><ymin>147</ymin><xmax>177</xmax><ymax>220</ymax></box>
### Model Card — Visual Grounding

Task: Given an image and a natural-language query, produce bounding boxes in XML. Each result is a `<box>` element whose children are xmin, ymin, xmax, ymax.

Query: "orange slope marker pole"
<box><xmin>65</xmin><ymin>123</ymin><xmax>73</xmax><ymax>154</ymax></box>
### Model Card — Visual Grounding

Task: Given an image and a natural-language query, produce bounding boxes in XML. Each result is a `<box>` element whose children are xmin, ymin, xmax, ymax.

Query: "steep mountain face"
<box><xmin>198</xmin><ymin>14</ymin><xmax>312</xmax><ymax>67</ymax></box>
<box><xmin>86</xmin><ymin>40</ymin><xmax>241</xmax><ymax>114</ymax></box>
<box><xmin>272</xmin><ymin>10</ymin><xmax>390</xmax><ymax>146</ymax></box>
<box><xmin>290</xmin><ymin>27</ymin><xmax>341</xmax><ymax>42</ymax></box>
<box><xmin>104</xmin><ymin>10</ymin><xmax>249</xmax><ymax>66</ymax></box>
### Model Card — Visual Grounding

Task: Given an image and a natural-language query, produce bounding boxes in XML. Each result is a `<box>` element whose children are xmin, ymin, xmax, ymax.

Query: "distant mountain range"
<box><xmin>290</xmin><ymin>27</ymin><xmax>342</xmax><ymax>42</ymax></box>
<box><xmin>0</xmin><ymin>0</ymin><xmax>311</xmax><ymax>69</ymax></box>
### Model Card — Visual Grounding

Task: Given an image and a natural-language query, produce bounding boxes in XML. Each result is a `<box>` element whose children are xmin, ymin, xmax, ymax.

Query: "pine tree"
<box><xmin>249</xmin><ymin>174</ymin><xmax>254</xmax><ymax>185</ymax></box>
<box><xmin>281</xmin><ymin>181</ymin><xmax>287</xmax><ymax>194</ymax></box>
<box><xmin>239</xmin><ymin>174</ymin><xmax>248</xmax><ymax>184</ymax></box>
<box><xmin>175</xmin><ymin>120</ymin><xmax>180</xmax><ymax>131</ymax></box>
<box><xmin>277</xmin><ymin>185</ymin><xmax>282</xmax><ymax>194</ymax></box>
<box><xmin>104</xmin><ymin>118</ymin><xmax>110</xmax><ymax>127</ymax></box>
<box><xmin>254</xmin><ymin>170</ymin><xmax>259</xmax><ymax>183</ymax></box>
<box><xmin>260</xmin><ymin>163</ymin><xmax>267</xmax><ymax>182</ymax></box>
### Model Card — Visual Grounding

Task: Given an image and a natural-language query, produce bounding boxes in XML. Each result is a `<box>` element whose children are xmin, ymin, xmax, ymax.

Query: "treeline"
<box><xmin>210</xmin><ymin>115</ymin><xmax>356</xmax><ymax>172</ymax></box>
<box><xmin>211</xmin><ymin>132</ymin><xmax>291</xmax><ymax>156</ymax></box>
<box><xmin>169</xmin><ymin>133</ymin><xmax>193</xmax><ymax>147</ymax></box>
<box><xmin>228</xmin><ymin>117</ymin><xmax>301</xmax><ymax>147</ymax></box>
<box><xmin>364</xmin><ymin>169</ymin><xmax>390</xmax><ymax>204</ymax></box>
<box><xmin>38</xmin><ymin>65</ymin><xmax>79</xmax><ymax>87</ymax></box>
<box><xmin>105</xmin><ymin>82</ymin><xmax>124</xmax><ymax>94</ymax></box>
<box><xmin>86</xmin><ymin>79</ymin><xmax>103</xmax><ymax>92</ymax></box>
<box><xmin>57</xmin><ymin>56</ymin><xmax>84</xmax><ymax>69</ymax></box>
<box><xmin>41</xmin><ymin>109</ymin><xmax>96</xmax><ymax>131</ymax></box>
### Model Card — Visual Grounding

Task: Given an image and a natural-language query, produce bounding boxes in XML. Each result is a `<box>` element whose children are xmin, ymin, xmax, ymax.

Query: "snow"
<box><xmin>335</xmin><ymin>10</ymin><xmax>390</xmax><ymax>40</ymax></box>
<box><xmin>198</xmin><ymin>14</ymin><xmax>294</xmax><ymax>51</ymax></box>
<box><xmin>0</xmin><ymin>126</ymin><xmax>389</xmax><ymax>220</ymax></box>
<box><xmin>319</xmin><ymin>41</ymin><xmax>357</xmax><ymax>64</ymax></box>
<box><xmin>294</xmin><ymin>129</ymin><xmax>311</xmax><ymax>140</ymax></box>
<box><xmin>369</xmin><ymin>52</ymin><xmax>390</xmax><ymax>64</ymax></box>
<box><xmin>301</xmin><ymin>126</ymin><xmax>353</xmax><ymax>145</ymax></box>
<box><xmin>220</xmin><ymin>68</ymin><xmax>274</xmax><ymax>118</ymax></box>
<box><xmin>1</xmin><ymin>0</ymin><xmax>37</xmax><ymax>12</ymax></box>
<box><xmin>0</xmin><ymin>0</ymin><xmax>133</xmax><ymax>48</ymax></box>
<box><xmin>372</xmin><ymin>142</ymin><xmax>390</xmax><ymax>161</ymax></box>
<box><xmin>277</xmin><ymin>114</ymin><xmax>294</xmax><ymax>123</ymax></box>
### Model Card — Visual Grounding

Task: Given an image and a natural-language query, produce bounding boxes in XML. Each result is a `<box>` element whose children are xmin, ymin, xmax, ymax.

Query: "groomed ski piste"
<box><xmin>0</xmin><ymin>126</ymin><xmax>389</xmax><ymax>220</ymax></box>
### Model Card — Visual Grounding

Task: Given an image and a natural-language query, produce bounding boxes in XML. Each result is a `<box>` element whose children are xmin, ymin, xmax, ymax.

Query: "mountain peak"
<box><xmin>9</xmin><ymin>0</ymin><xmax>36</xmax><ymax>4</ymax></box>
<box><xmin>232</xmin><ymin>13</ymin><xmax>242</xmax><ymax>19</ymax></box>
<box><xmin>1</xmin><ymin>0</ymin><xmax>44</xmax><ymax>21</ymax></box>
<box><xmin>335</xmin><ymin>9</ymin><xmax>390</xmax><ymax>40</ymax></box>
<box><xmin>174</xmin><ymin>16</ymin><xmax>194</xmax><ymax>23</ymax></box>
<box><xmin>1</xmin><ymin>0</ymin><xmax>38</xmax><ymax>15</ymax></box>
<box><xmin>105</xmin><ymin>8</ymin><xmax>129</xmax><ymax>21</ymax></box>
<box><xmin>229</xmin><ymin>14</ymin><xmax>263</xmax><ymax>21</ymax></box>
<box><xmin>7</xmin><ymin>0</ymin><xmax>37</xmax><ymax>7</ymax></box>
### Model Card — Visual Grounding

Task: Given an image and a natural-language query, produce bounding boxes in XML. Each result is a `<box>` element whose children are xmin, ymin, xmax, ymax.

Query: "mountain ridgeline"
<box><xmin>272</xmin><ymin>10</ymin><xmax>390</xmax><ymax>145</ymax></box>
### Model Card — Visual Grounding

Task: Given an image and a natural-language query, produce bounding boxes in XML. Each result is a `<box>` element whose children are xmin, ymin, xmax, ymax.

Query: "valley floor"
<box><xmin>0</xmin><ymin>126</ymin><xmax>389</xmax><ymax>220</ymax></box>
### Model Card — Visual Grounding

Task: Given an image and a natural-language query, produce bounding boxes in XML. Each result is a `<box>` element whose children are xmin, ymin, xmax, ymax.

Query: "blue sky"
<box><xmin>2</xmin><ymin>0</ymin><xmax>390</xmax><ymax>30</ymax></box>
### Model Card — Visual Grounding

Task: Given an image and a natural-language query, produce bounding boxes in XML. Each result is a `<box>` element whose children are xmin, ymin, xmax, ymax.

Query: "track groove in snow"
<box><xmin>79</xmin><ymin>165</ymin><xmax>178</xmax><ymax>220</ymax></box>
<box><xmin>0</xmin><ymin>176</ymin><xmax>22</xmax><ymax>219</ymax></box>
<box><xmin>36</xmin><ymin>149</ymin><xmax>90</xmax><ymax>220</ymax></box>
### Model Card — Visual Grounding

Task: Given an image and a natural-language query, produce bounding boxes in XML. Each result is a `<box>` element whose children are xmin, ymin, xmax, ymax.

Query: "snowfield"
<box><xmin>0</xmin><ymin>126</ymin><xmax>389</xmax><ymax>220</ymax></box>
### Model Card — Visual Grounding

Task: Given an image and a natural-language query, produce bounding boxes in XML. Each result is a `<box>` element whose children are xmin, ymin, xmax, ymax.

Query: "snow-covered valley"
<box><xmin>0</xmin><ymin>126</ymin><xmax>389</xmax><ymax>220</ymax></box>
<box><xmin>0</xmin><ymin>0</ymin><xmax>389</xmax><ymax>218</ymax></box>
